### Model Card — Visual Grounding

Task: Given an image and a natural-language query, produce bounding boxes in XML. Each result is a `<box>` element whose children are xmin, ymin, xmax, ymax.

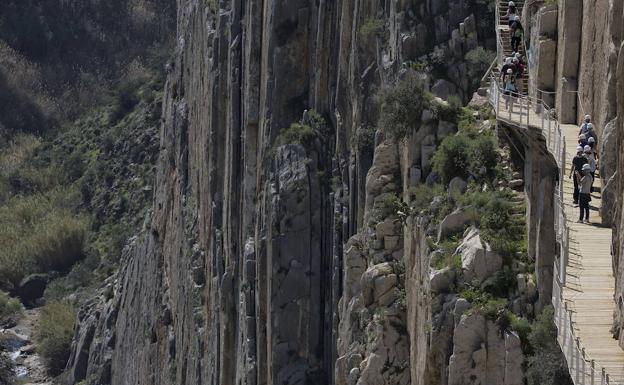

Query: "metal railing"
<box><xmin>487</xmin><ymin>75</ymin><xmax>566</xmax><ymax>172</ymax></box>
<box><xmin>488</xmin><ymin>47</ymin><xmax>624</xmax><ymax>385</ymax></box>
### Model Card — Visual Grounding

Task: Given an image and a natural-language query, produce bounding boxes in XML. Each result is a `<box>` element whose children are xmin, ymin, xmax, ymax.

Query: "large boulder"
<box><xmin>448</xmin><ymin>177</ymin><xmax>468</xmax><ymax>195</ymax></box>
<box><xmin>437</xmin><ymin>207</ymin><xmax>476</xmax><ymax>241</ymax></box>
<box><xmin>16</xmin><ymin>274</ymin><xmax>49</xmax><ymax>306</ymax></box>
<box><xmin>430</xmin><ymin>267</ymin><xmax>456</xmax><ymax>293</ymax></box>
<box><xmin>456</xmin><ymin>227</ymin><xmax>502</xmax><ymax>283</ymax></box>
<box><xmin>448</xmin><ymin>313</ymin><xmax>524</xmax><ymax>385</ymax></box>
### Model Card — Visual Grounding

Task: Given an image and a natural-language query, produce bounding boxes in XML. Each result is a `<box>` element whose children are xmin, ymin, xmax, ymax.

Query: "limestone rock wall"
<box><xmin>63</xmin><ymin>1</ymin><xmax>496</xmax><ymax>384</ymax></box>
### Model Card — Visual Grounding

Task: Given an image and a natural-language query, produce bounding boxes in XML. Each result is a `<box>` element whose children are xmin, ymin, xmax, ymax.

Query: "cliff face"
<box><xmin>64</xmin><ymin>1</ymin><xmax>496</xmax><ymax>384</ymax></box>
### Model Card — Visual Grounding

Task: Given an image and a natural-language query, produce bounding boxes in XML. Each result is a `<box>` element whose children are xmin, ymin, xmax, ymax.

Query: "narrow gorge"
<box><xmin>1</xmin><ymin>1</ymin><xmax>624</xmax><ymax>385</ymax></box>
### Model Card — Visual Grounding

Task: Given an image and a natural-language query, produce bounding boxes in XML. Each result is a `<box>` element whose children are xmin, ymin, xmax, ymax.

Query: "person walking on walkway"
<box><xmin>570</xmin><ymin>145</ymin><xmax>588</xmax><ymax>205</ymax></box>
<box><xmin>579</xmin><ymin>115</ymin><xmax>591</xmax><ymax>136</ymax></box>
<box><xmin>588</xmin><ymin>136</ymin><xmax>599</xmax><ymax>160</ymax></box>
<box><xmin>505</xmin><ymin>1</ymin><xmax>517</xmax><ymax>26</ymax></box>
<box><xmin>586</xmin><ymin>123</ymin><xmax>597</xmax><ymax>143</ymax></box>
<box><xmin>578</xmin><ymin>133</ymin><xmax>588</xmax><ymax>148</ymax></box>
<box><xmin>503</xmin><ymin>69</ymin><xmax>517</xmax><ymax>110</ymax></box>
<box><xmin>577</xmin><ymin>164</ymin><xmax>593</xmax><ymax>223</ymax></box>
<box><xmin>511</xmin><ymin>17</ymin><xmax>523</xmax><ymax>52</ymax></box>
<box><xmin>584</xmin><ymin>145</ymin><xmax>597</xmax><ymax>192</ymax></box>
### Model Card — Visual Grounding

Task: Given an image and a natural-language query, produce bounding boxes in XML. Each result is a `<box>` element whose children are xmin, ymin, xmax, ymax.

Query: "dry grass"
<box><xmin>0</xmin><ymin>188</ymin><xmax>88</xmax><ymax>287</ymax></box>
<box><xmin>36</xmin><ymin>301</ymin><xmax>77</xmax><ymax>375</ymax></box>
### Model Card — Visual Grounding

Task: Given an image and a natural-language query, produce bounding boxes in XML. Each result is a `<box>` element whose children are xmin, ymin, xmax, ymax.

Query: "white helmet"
<box><xmin>576</xmin><ymin>146</ymin><xmax>584</xmax><ymax>152</ymax></box>
<box><xmin>584</xmin><ymin>114</ymin><xmax>591</xmax><ymax>122</ymax></box>
<box><xmin>515</xmin><ymin>52</ymin><xmax>522</xmax><ymax>58</ymax></box>
<box><xmin>514</xmin><ymin>15</ymin><xmax>521</xmax><ymax>21</ymax></box>
<box><xmin>588</xmin><ymin>137</ymin><xmax>595</xmax><ymax>143</ymax></box>
<box><xmin>507</xmin><ymin>69</ymin><xmax>513</xmax><ymax>74</ymax></box>
<box><xmin>509</xmin><ymin>1</ymin><xmax>515</xmax><ymax>6</ymax></box>
<box><xmin>584</xmin><ymin>145</ymin><xmax>591</xmax><ymax>153</ymax></box>
<box><xmin>506</xmin><ymin>57</ymin><xmax>513</xmax><ymax>65</ymax></box>
<box><xmin>579</xmin><ymin>134</ymin><xmax>586</xmax><ymax>140</ymax></box>
<box><xmin>588</xmin><ymin>123</ymin><xmax>594</xmax><ymax>129</ymax></box>
<box><xmin>582</xmin><ymin>164</ymin><xmax>591</xmax><ymax>172</ymax></box>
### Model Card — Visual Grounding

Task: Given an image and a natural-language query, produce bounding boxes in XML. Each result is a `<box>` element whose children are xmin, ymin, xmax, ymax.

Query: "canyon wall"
<box><xmin>63</xmin><ymin>1</ymin><xmax>498</xmax><ymax>385</ymax></box>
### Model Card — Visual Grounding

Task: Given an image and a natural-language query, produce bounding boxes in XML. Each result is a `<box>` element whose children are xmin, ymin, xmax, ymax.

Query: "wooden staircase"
<box><xmin>496</xmin><ymin>0</ymin><xmax>528</xmax><ymax>94</ymax></box>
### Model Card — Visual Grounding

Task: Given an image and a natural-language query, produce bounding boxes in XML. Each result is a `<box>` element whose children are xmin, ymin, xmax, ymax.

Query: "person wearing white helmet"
<box><xmin>576</xmin><ymin>163</ymin><xmax>593</xmax><ymax>223</ymax></box>
<box><xmin>584</xmin><ymin>144</ymin><xmax>597</xmax><ymax>192</ymax></box>
<box><xmin>503</xmin><ymin>68</ymin><xmax>518</xmax><ymax>110</ymax></box>
<box><xmin>505</xmin><ymin>1</ymin><xmax>517</xmax><ymax>26</ymax></box>
<box><xmin>586</xmin><ymin>122</ymin><xmax>597</xmax><ymax>143</ymax></box>
<box><xmin>578</xmin><ymin>133</ymin><xmax>587</xmax><ymax>147</ymax></box>
<box><xmin>569</xmin><ymin>145</ymin><xmax>588</xmax><ymax>205</ymax></box>
<box><xmin>500</xmin><ymin>58</ymin><xmax>514</xmax><ymax>82</ymax></box>
<box><xmin>511</xmin><ymin>16</ymin><xmax>524</xmax><ymax>51</ymax></box>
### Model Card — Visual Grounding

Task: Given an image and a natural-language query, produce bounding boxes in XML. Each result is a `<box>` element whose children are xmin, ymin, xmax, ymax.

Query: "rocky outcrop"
<box><xmin>448</xmin><ymin>314</ymin><xmax>523</xmax><ymax>385</ymax></box>
<box><xmin>457</xmin><ymin>227</ymin><xmax>502</xmax><ymax>284</ymax></box>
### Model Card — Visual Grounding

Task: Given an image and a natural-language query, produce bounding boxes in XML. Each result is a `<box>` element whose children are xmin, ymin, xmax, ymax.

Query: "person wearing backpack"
<box><xmin>569</xmin><ymin>145</ymin><xmax>588</xmax><ymax>205</ymax></box>
<box><xmin>579</xmin><ymin>115</ymin><xmax>591</xmax><ymax>136</ymax></box>
<box><xmin>576</xmin><ymin>164</ymin><xmax>593</xmax><ymax>223</ymax></box>
<box><xmin>511</xmin><ymin>18</ymin><xmax>524</xmax><ymax>52</ymax></box>
<box><xmin>584</xmin><ymin>145</ymin><xmax>597</xmax><ymax>192</ymax></box>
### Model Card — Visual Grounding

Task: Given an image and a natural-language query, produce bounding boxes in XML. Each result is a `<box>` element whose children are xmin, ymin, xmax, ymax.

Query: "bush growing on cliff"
<box><xmin>36</xmin><ymin>301</ymin><xmax>77</xmax><ymax>375</ymax></box>
<box><xmin>431</xmin><ymin>126</ymin><xmax>497</xmax><ymax>184</ymax></box>
<box><xmin>378</xmin><ymin>77</ymin><xmax>427</xmax><ymax>139</ymax></box>
<box><xmin>359</xmin><ymin>18</ymin><xmax>385</xmax><ymax>40</ymax></box>
<box><xmin>526</xmin><ymin>306</ymin><xmax>574</xmax><ymax>385</ymax></box>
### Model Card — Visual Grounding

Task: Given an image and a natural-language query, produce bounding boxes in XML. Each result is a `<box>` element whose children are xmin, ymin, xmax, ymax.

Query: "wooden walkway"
<box><xmin>490</xmin><ymin>1</ymin><xmax>623</xmax><ymax>381</ymax></box>
<box><xmin>558</xmin><ymin>123</ymin><xmax>624</xmax><ymax>382</ymax></box>
<box><xmin>490</xmin><ymin>92</ymin><xmax>624</xmax><ymax>382</ymax></box>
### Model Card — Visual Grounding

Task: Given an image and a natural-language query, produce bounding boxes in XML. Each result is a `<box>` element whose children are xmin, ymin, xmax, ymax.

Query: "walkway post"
<box><xmin>576</xmin><ymin>337</ymin><xmax>581</xmax><ymax>383</ymax></box>
<box><xmin>564</xmin><ymin>226</ymin><xmax>570</xmax><ymax>285</ymax></box>
<box><xmin>591</xmin><ymin>359</ymin><xmax>595</xmax><ymax>385</ymax></box>
<box><xmin>582</xmin><ymin>348</ymin><xmax>586</xmax><ymax>385</ymax></box>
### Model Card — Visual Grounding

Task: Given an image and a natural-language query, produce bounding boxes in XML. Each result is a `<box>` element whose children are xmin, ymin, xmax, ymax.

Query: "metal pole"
<box><xmin>563</xmin><ymin>226</ymin><xmax>569</xmax><ymax>285</ymax></box>
<box><xmin>548</xmin><ymin>118</ymin><xmax>552</xmax><ymax>149</ymax></box>
<box><xmin>576</xmin><ymin>338</ymin><xmax>581</xmax><ymax>383</ymax></box>
<box><xmin>582</xmin><ymin>348</ymin><xmax>586</xmax><ymax>385</ymax></box>
<box><xmin>591</xmin><ymin>360</ymin><xmax>595</xmax><ymax>385</ymax></box>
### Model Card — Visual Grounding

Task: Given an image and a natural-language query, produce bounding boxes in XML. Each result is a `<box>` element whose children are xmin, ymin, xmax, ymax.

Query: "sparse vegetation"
<box><xmin>432</xmin><ymin>125</ymin><xmax>498</xmax><ymax>184</ymax></box>
<box><xmin>378</xmin><ymin>77</ymin><xmax>427</xmax><ymax>139</ymax></box>
<box><xmin>359</xmin><ymin>18</ymin><xmax>385</xmax><ymax>40</ymax></box>
<box><xmin>36</xmin><ymin>301</ymin><xmax>77</xmax><ymax>375</ymax></box>
<box><xmin>0</xmin><ymin>290</ymin><xmax>21</xmax><ymax>320</ymax></box>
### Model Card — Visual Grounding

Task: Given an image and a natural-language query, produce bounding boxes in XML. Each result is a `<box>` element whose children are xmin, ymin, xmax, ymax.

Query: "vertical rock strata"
<box><xmin>64</xmin><ymin>1</ymin><xmax>501</xmax><ymax>384</ymax></box>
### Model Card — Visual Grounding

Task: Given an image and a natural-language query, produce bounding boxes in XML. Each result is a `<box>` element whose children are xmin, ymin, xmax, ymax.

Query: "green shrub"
<box><xmin>275</xmin><ymin>123</ymin><xmax>317</xmax><ymax>148</ymax></box>
<box><xmin>0</xmin><ymin>290</ymin><xmax>21</xmax><ymax>320</ymax></box>
<box><xmin>378</xmin><ymin>77</ymin><xmax>427</xmax><ymax>139</ymax></box>
<box><xmin>359</xmin><ymin>18</ymin><xmax>385</xmax><ymax>40</ymax></box>
<box><xmin>432</xmin><ymin>127</ymin><xmax>498</xmax><ymax>184</ymax></box>
<box><xmin>526</xmin><ymin>306</ymin><xmax>573</xmax><ymax>385</ymax></box>
<box><xmin>465</xmin><ymin>47</ymin><xmax>496</xmax><ymax>89</ymax></box>
<box><xmin>36</xmin><ymin>301</ymin><xmax>77</xmax><ymax>375</ymax></box>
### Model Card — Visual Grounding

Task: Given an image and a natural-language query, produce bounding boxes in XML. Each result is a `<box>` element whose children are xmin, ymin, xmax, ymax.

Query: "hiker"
<box><xmin>503</xmin><ymin>69</ymin><xmax>518</xmax><ymax>110</ymax></box>
<box><xmin>576</xmin><ymin>164</ymin><xmax>593</xmax><ymax>223</ymax></box>
<box><xmin>584</xmin><ymin>145</ymin><xmax>597</xmax><ymax>192</ymax></box>
<box><xmin>505</xmin><ymin>1</ymin><xmax>517</xmax><ymax>26</ymax></box>
<box><xmin>569</xmin><ymin>145</ymin><xmax>588</xmax><ymax>205</ymax></box>
<box><xmin>515</xmin><ymin>52</ymin><xmax>525</xmax><ymax>66</ymax></box>
<box><xmin>588</xmin><ymin>137</ymin><xmax>599</xmax><ymax>160</ymax></box>
<box><xmin>579</xmin><ymin>115</ymin><xmax>591</xmax><ymax>136</ymax></box>
<box><xmin>578</xmin><ymin>133</ymin><xmax>588</xmax><ymax>148</ymax></box>
<box><xmin>511</xmin><ymin>17</ymin><xmax>523</xmax><ymax>52</ymax></box>
<box><xmin>500</xmin><ymin>57</ymin><xmax>513</xmax><ymax>82</ymax></box>
<box><xmin>586</xmin><ymin>123</ymin><xmax>597</xmax><ymax>143</ymax></box>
